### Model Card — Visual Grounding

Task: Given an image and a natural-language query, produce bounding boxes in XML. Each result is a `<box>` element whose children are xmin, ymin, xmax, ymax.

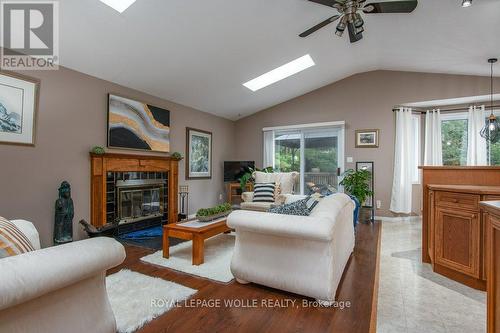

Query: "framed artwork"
<box><xmin>355</xmin><ymin>129</ymin><xmax>379</xmax><ymax>148</ymax></box>
<box><xmin>0</xmin><ymin>71</ymin><xmax>40</xmax><ymax>146</ymax></box>
<box><xmin>186</xmin><ymin>127</ymin><xmax>212</xmax><ymax>179</ymax></box>
<box><xmin>356</xmin><ymin>161</ymin><xmax>374</xmax><ymax>208</ymax></box>
<box><xmin>107</xmin><ymin>94</ymin><xmax>170</xmax><ymax>153</ymax></box>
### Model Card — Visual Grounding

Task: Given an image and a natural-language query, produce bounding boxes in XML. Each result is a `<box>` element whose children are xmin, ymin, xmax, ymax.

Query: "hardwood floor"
<box><xmin>108</xmin><ymin>221</ymin><xmax>381</xmax><ymax>333</ymax></box>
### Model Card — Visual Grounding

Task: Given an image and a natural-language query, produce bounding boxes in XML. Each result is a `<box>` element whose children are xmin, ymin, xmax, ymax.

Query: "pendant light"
<box><xmin>480</xmin><ymin>58</ymin><xmax>499</xmax><ymax>143</ymax></box>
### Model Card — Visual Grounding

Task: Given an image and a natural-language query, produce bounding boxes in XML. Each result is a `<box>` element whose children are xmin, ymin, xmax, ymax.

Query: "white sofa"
<box><xmin>228</xmin><ymin>193</ymin><xmax>355</xmax><ymax>303</ymax></box>
<box><xmin>240</xmin><ymin>171</ymin><xmax>299</xmax><ymax>212</ymax></box>
<box><xmin>0</xmin><ymin>219</ymin><xmax>126</xmax><ymax>333</ymax></box>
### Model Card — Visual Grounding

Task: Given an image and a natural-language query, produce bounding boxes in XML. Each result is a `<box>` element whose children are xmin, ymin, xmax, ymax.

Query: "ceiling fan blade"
<box><xmin>363</xmin><ymin>0</ymin><xmax>418</xmax><ymax>13</ymax></box>
<box><xmin>348</xmin><ymin>23</ymin><xmax>363</xmax><ymax>43</ymax></box>
<box><xmin>308</xmin><ymin>0</ymin><xmax>342</xmax><ymax>7</ymax></box>
<box><xmin>299</xmin><ymin>15</ymin><xmax>340</xmax><ymax>38</ymax></box>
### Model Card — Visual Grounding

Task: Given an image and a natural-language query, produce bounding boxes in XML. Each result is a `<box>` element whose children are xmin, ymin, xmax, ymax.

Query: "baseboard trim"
<box><xmin>374</xmin><ymin>215</ymin><xmax>421</xmax><ymax>222</ymax></box>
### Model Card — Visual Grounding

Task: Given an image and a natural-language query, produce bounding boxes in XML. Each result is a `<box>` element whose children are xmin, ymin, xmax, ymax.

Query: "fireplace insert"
<box><xmin>105</xmin><ymin>172</ymin><xmax>169</xmax><ymax>233</ymax></box>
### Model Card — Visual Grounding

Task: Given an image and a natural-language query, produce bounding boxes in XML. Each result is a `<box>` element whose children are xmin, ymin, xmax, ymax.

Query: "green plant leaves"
<box><xmin>196</xmin><ymin>203</ymin><xmax>232</xmax><ymax>217</ymax></box>
<box><xmin>339</xmin><ymin>169</ymin><xmax>373</xmax><ymax>204</ymax></box>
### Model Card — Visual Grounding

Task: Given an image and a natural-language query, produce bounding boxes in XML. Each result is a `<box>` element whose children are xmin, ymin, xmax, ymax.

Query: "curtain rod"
<box><xmin>392</xmin><ymin>104</ymin><xmax>500</xmax><ymax>114</ymax></box>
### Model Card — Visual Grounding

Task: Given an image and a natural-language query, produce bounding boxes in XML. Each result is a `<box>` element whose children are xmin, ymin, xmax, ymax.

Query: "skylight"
<box><xmin>243</xmin><ymin>54</ymin><xmax>315</xmax><ymax>92</ymax></box>
<box><xmin>99</xmin><ymin>0</ymin><xmax>137</xmax><ymax>13</ymax></box>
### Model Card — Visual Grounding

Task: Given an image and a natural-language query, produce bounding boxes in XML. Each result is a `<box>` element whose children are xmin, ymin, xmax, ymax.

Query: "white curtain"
<box><xmin>263</xmin><ymin>130</ymin><xmax>274</xmax><ymax>168</ymax></box>
<box><xmin>424</xmin><ymin>109</ymin><xmax>443</xmax><ymax>166</ymax></box>
<box><xmin>390</xmin><ymin>108</ymin><xmax>415</xmax><ymax>214</ymax></box>
<box><xmin>467</xmin><ymin>105</ymin><xmax>487</xmax><ymax>166</ymax></box>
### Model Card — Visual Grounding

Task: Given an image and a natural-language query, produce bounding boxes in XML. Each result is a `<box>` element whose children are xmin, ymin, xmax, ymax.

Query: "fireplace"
<box><xmin>117</xmin><ymin>179</ymin><xmax>165</xmax><ymax>224</ymax></box>
<box><xmin>105</xmin><ymin>172</ymin><xmax>168</xmax><ymax>233</ymax></box>
<box><xmin>90</xmin><ymin>153</ymin><xmax>180</xmax><ymax>230</ymax></box>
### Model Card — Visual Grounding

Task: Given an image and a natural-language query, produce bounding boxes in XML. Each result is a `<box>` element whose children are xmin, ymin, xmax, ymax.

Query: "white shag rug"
<box><xmin>106</xmin><ymin>269</ymin><xmax>197</xmax><ymax>333</ymax></box>
<box><xmin>141</xmin><ymin>233</ymin><xmax>235</xmax><ymax>283</ymax></box>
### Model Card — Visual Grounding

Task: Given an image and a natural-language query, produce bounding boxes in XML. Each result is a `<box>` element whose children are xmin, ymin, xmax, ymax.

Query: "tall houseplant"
<box><xmin>339</xmin><ymin>169</ymin><xmax>373</xmax><ymax>205</ymax></box>
<box><xmin>239</xmin><ymin>166</ymin><xmax>274</xmax><ymax>191</ymax></box>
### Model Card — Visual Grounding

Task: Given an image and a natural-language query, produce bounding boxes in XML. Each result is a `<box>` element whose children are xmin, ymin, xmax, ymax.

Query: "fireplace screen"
<box><xmin>118</xmin><ymin>184</ymin><xmax>163</xmax><ymax>224</ymax></box>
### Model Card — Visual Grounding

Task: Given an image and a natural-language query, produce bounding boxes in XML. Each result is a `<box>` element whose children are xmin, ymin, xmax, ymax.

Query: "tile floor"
<box><xmin>377</xmin><ymin>218</ymin><xmax>486</xmax><ymax>333</ymax></box>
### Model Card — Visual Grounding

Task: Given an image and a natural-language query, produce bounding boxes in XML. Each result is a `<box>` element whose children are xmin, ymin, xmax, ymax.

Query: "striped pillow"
<box><xmin>0</xmin><ymin>216</ymin><xmax>35</xmax><ymax>259</ymax></box>
<box><xmin>253</xmin><ymin>183</ymin><xmax>276</xmax><ymax>203</ymax></box>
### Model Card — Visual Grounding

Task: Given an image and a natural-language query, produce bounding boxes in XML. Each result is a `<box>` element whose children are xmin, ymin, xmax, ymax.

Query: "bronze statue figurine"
<box><xmin>54</xmin><ymin>181</ymin><xmax>74</xmax><ymax>245</ymax></box>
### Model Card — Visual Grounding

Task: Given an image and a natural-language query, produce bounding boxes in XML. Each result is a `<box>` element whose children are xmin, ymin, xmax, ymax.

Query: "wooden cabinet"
<box><xmin>227</xmin><ymin>182</ymin><xmax>252</xmax><ymax>206</ymax></box>
<box><xmin>434</xmin><ymin>206</ymin><xmax>480</xmax><ymax>278</ymax></box>
<box><xmin>480</xmin><ymin>201</ymin><xmax>500</xmax><ymax>333</ymax></box>
<box><xmin>420</xmin><ymin>166</ymin><xmax>500</xmax><ymax>264</ymax></box>
<box><xmin>428</xmin><ymin>185</ymin><xmax>500</xmax><ymax>291</ymax></box>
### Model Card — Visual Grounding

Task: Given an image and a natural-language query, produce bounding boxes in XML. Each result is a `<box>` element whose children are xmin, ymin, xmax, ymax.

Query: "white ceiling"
<box><xmin>57</xmin><ymin>0</ymin><xmax>500</xmax><ymax>120</ymax></box>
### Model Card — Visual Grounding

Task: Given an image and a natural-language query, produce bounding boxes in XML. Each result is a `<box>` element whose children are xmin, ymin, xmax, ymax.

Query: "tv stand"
<box><xmin>227</xmin><ymin>182</ymin><xmax>252</xmax><ymax>206</ymax></box>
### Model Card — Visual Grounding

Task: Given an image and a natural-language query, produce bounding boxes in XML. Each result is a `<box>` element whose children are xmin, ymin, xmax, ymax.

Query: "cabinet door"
<box><xmin>435</xmin><ymin>207</ymin><xmax>480</xmax><ymax>278</ymax></box>
<box><xmin>486</xmin><ymin>214</ymin><xmax>500</xmax><ymax>333</ymax></box>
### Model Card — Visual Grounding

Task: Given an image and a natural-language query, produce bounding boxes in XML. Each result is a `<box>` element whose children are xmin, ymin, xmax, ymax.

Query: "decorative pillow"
<box><xmin>268</xmin><ymin>195</ymin><xmax>322</xmax><ymax>216</ymax></box>
<box><xmin>0</xmin><ymin>216</ymin><xmax>35</xmax><ymax>259</ymax></box>
<box><xmin>253</xmin><ymin>183</ymin><xmax>276</xmax><ymax>203</ymax></box>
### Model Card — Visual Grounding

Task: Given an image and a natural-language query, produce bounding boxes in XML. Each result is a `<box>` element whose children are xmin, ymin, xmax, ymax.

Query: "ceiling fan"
<box><xmin>299</xmin><ymin>0</ymin><xmax>418</xmax><ymax>43</ymax></box>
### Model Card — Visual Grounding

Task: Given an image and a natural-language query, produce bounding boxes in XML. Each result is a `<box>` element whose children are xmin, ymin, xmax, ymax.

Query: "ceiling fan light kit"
<box><xmin>300</xmin><ymin>0</ymin><xmax>418</xmax><ymax>43</ymax></box>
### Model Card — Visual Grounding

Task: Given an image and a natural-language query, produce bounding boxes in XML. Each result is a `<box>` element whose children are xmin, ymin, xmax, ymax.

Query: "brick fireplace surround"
<box><xmin>90</xmin><ymin>153</ymin><xmax>180</xmax><ymax>229</ymax></box>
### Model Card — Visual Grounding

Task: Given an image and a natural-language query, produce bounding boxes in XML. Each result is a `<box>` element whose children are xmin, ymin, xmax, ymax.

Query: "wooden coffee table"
<box><xmin>162</xmin><ymin>218</ymin><xmax>231</xmax><ymax>265</ymax></box>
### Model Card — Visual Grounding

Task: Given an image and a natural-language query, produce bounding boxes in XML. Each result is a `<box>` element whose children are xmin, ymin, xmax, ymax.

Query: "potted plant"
<box><xmin>238</xmin><ymin>166</ymin><xmax>274</xmax><ymax>192</ymax></box>
<box><xmin>196</xmin><ymin>203</ymin><xmax>232</xmax><ymax>222</ymax></box>
<box><xmin>339</xmin><ymin>169</ymin><xmax>373</xmax><ymax>224</ymax></box>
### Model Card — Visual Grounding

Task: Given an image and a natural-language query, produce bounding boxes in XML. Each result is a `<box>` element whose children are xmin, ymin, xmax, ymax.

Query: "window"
<box><xmin>271</xmin><ymin>123</ymin><xmax>344</xmax><ymax>195</ymax></box>
<box><xmin>441</xmin><ymin>113</ymin><xmax>468</xmax><ymax>166</ymax></box>
<box><xmin>487</xmin><ymin>109</ymin><xmax>500</xmax><ymax>165</ymax></box>
<box><xmin>274</xmin><ymin>131</ymin><xmax>301</xmax><ymax>173</ymax></box>
<box><xmin>437</xmin><ymin>110</ymin><xmax>500</xmax><ymax>166</ymax></box>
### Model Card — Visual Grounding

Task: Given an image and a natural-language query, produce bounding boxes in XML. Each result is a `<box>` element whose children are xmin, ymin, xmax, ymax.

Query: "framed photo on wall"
<box><xmin>107</xmin><ymin>94</ymin><xmax>170</xmax><ymax>153</ymax></box>
<box><xmin>186</xmin><ymin>127</ymin><xmax>212</xmax><ymax>179</ymax></box>
<box><xmin>356</xmin><ymin>161</ymin><xmax>374</xmax><ymax>208</ymax></box>
<box><xmin>355</xmin><ymin>129</ymin><xmax>379</xmax><ymax>148</ymax></box>
<box><xmin>0</xmin><ymin>71</ymin><xmax>40</xmax><ymax>146</ymax></box>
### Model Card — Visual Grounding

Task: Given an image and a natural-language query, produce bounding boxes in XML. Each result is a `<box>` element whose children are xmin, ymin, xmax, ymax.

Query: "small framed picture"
<box><xmin>186</xmin><ymin>127</ymin><xmax>212</xmax><ymax>180</ymax></box>
<box><xmin>355</xmin><ymin>129</ymin><xmax>379</xmax><ymax>148</ymax></box>
<box><xmin>0</xmin><ymin>71</ymin><xmax>40</xmax><ymax>146</ymax></box>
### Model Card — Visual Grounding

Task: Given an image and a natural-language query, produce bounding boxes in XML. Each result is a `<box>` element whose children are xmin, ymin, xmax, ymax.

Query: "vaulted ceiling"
<box><xmin>59</xmin><ymin>0</ymin><xmax>500</xmax><ymax>119</ymax></box>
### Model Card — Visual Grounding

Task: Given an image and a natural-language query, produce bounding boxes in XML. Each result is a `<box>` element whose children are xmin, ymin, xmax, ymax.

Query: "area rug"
<box><xmin>140</xmin><ymin>233</ymin><xmax>235</xmax><ymax>283</ymax></box>
<box><xmin>116</xmin><ymin>226</ymin><xmax>185</xmax><ymax>251</ymax></box>
<box><xmin>106</xmin><ymin>269</ymin><xmax>197</xmax><ymax>333</ymax></box>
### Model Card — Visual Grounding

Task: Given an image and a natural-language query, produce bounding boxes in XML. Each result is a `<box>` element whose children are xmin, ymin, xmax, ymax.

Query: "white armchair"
<box><xmin>0</xmin><ymin>219</ymin><xmax>126</xmax><ymax>333</ymax></box>
<box><xmin>241</xmin><ymin>171</ymin><xmax>299</xmax><ymax>211</ymax></box>
<box><xmin>228</xmin><ymin>193</ymin><xmax>355</xmax><ymax>303</ymax></box>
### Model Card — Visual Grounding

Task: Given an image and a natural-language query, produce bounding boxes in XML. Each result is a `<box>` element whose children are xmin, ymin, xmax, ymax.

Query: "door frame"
<box><xmin>268</xmin><ymin>122</ymin><xmax>345</xmax><ymax>195</ymax></box>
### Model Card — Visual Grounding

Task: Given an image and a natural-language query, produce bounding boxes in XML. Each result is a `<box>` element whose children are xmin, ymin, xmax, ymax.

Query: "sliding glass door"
<box><xmin>274</xmin><ymin>125</ymin><xmax>344</xmax><ymax>195</ymax></box>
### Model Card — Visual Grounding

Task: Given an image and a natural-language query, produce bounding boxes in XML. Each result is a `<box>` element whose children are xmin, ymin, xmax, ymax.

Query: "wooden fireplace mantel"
<box><xmin>90</xmin><ymin>152</ymin><xmax>181</xmax><ymax>227</ymax></box>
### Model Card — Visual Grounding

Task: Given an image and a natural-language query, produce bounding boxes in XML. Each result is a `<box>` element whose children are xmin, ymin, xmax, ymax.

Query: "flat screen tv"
<box><xmin>224</xmin><ymin>161</ymin><xmax>255</xmax><ymax>182</ymax></box>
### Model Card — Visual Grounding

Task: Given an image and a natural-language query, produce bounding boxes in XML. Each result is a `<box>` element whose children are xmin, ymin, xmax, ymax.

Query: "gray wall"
<box><xmin>233</xmin><ymin>70</ymin><xmax>500</xmax><ymax>217</ymax></box>
<box><xmin>2</xmin><ymin>67</ymin><xmax>498</xmax><ymax>247</ymax></box>
<box><xmin>0</xmin><ymin>66</ymin><xmax>235</xmax><ymax>247</ymax></box>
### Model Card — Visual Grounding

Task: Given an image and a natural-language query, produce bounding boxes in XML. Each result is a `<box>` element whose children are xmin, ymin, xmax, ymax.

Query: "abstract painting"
<box><xmin>0</xmin><ymin>72</ymin><xmax>39</xmax><ymax>146</ymax></box>
<box><xmin>107</xmin><ymin>94</ymin><xmax>170</xmax><ymax>152</ymax></box>
<box><xmin>186</xmin><ymin>127</ymin><xmax>212</xmax><ymax>179</ymax></box>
